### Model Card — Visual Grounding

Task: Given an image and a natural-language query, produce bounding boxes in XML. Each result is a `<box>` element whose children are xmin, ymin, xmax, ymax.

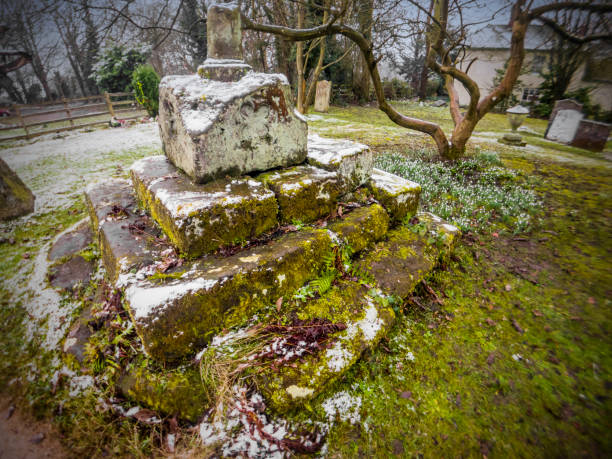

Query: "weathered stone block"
<box><xmin>368</xmin><ymin>168</ymin><xmax>421</xmax><ymax>223</ymax></box>
<box><xmin>119</xmin><ymin>366</ymin><xmax>207</xmax><ymax>423</ymax></box>
<box><xmin>307</xmin><ymin>134</ymin><xmax>373</xmax><ymax>189</ymax></box>
<box><xmin>328</xmin><ymin>204</ymin><xmax>389</xmax><ymax>253</ymax></box>
<box><xmin>0</xmin><ymin>157</ymin><xmax>34</xmax><ymax>220</ymax></box>
<box><xmin>257</xmin><ymin>165</ymin><xmax>344</xmax><ymax>224</ymax></box>
<box><xmin>356</xmin><ymin>226</ymin><xmax>439</xmax><ymax>299</ymax></box>
<box><xmin>123</xmin><ymin>228</ymin><xmax>333</xmax><ymax>361</ymax></box>
<box><xmin>131</xmin><ymin>155</ymin><xmax>278</xmax><ymax>258</ymax></box>
<box><xmin>254</xmin><ymin>281</ymin><xmax>395</xmax><ymax>412</ymax></box>
<box><xmin>158</xmin><ymin>72</ymin><xmax>308</xmax><ymax>183</ymax></box>
<box><xmin>84</xmin><ymin>179</ymin><xmax>164</xmax><ymax>283</ymax></box>
<box><xmin>416</xmin><ymin>211</ymin><xmax>461</xmax><ymax>254</ymax></box>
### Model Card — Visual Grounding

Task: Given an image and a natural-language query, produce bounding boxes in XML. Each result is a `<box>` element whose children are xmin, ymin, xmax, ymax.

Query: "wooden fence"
<box><xmin>0</xmin><ymin>92</ymin><xmax>147</xmax><ymax>142</ymax></box>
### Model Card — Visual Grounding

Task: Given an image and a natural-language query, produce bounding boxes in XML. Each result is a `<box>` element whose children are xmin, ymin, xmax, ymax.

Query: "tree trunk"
<box><xmin>295</xmin><ymin>5</ymin><xmax>306</xmax><ymax>113</ymax></box>
<box><xmin>354</xmin><ymin>0</ymin><xmax>373</xmax><ymax>102</ymax></box>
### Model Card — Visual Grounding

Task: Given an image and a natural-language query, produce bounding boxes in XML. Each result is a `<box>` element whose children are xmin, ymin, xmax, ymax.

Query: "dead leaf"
<box><xmin>511</xmin><ymin>319</ymin><xmax>524</xmax><ymax>334</ymax></box>
<box><xmin>486</xmin><ymin>353</ymin><xmax>495</xmax><ymax>365</ymax></box>
<box><xmin>485</xmin><ymin>318</ymin><xmax>496</xmax><ymax>327</ymax></box>
<box><xmin>276</xmin><ymin>297</ymin><xmax>283</xmax><ymax>312</ymax></box>
<box><xmin>133</xmin><ymin>409</ymin><xmax>160</xmax><ymax>424</ymax></box>
<box><xmin>532</xmin><ymin>310</ymin><xmax>543</xmax><ymax>317</ymax></box>
<box><xmin>505</xmin><ymin>284</ymin><xmax>512</xmax><ymax>291</ymax></box>
<box><xmin>338</xmin><ymin>206</ymin><xmax>343</xmax><ymax>217</ymax></box>
<box><xmin>399</xmin><ymin>391</ymin><xmax>412</xmax><ymax>399</ymax></box>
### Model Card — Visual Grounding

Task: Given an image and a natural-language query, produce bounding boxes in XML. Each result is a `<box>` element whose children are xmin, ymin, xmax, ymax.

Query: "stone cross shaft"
<box><xmin>198</xmin><ymin>2</ymin><xmax>252</xmax><ymax>81</ymax></box>
<box><xmin>207</xmin><ymin>2</ymin><xmax>243</xmax><ymax>60</ymax></box>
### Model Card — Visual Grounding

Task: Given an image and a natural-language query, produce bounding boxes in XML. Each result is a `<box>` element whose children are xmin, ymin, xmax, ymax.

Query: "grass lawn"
<box><xmin>0</xmin><ymin>102</ymin><xmax>610</xmax><ymax>457</ymax></box>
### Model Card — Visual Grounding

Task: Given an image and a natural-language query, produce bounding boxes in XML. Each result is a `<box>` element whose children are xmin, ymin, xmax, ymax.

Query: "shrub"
<box><xmin>92</xmin><ymin>45</ymin><xmax>149</xmax><ymax>93</ymax></box>
<box><xmin>132</xmin><ymin>65</ymin><xmax>160</xmax><ymax>117</ymax></box>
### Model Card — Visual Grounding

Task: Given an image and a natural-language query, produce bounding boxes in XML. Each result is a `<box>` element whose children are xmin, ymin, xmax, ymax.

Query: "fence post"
<box><xmin>104</xmin><ymin>92</ymin><xmax>116</xmax><ymax>118</ymax></box>
<box><xmin>13</xmin><ymin>104</ymin><xmax>30</xmax><ymax>139</ymax></box>
<box><xmin>62</xmin><ymin>97</ymin><xmax>74</xmax><ymax>127</ymax></box>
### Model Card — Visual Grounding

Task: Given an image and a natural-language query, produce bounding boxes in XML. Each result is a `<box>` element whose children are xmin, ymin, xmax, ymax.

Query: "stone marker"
<box><xmin>0</xmin><ymin>157</ymin><xmax>35</xmax><ymax>220</ymax></box>
<box><xmin>314</xmin><ymin>80</ymin><xmax>331</xmax><ymax>112</ymax></box>
<box><xmin>544</xmin><ymin>98</ymin><xmax>583</xmax><ymax>139</ymax></box>
<box><xmin>159</xmin><ymin>3</ymin><xmax>308</xmax><ymax>183</ymax></box>
<box><xmin>570</xmin><ymin>119</ymin><xmax>611</xmax><ymax>152</ymax></box>
<box><xmin>545</xmin><ymin>108</ymin><xmax>584</xmax><ymax>143</ymax></box>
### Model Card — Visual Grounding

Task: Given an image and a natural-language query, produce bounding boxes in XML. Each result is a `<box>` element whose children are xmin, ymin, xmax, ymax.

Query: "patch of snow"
<box><xmin>125</xmin><ymin>275</ymin><xmax>219</xmax><ymax>321</ymax></box>
<box><xmin>371</xmin><ymin>167</ymin><xmax>420</xmax><ymax>196</ymax></box>
<box><xmin>322</xmin><ymin>391</ymin><xmax>362</xmax><ymax>425</ymax></box>
<box><xmin>307</xmin><ymin>133</ymin><xmax>367</xmax><ymax>167</ymax></box>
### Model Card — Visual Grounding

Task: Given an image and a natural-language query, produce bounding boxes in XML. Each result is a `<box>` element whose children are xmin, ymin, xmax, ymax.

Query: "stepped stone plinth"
<box><xmin>131</xmin><ymin>155</ymin><xmax>278</xmax><ymax>258</ymax></box>
<box><xmin>81</xmin><ymin>0</ymin><xmax>462</xmax><ymax>424</ymax></box>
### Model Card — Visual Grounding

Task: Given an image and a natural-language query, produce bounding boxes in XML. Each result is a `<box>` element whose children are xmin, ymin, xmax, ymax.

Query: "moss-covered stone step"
<box><xmin>307</xmin><ymin>134</ymin><xmax>373</xmax><ymax>189</ymax></box>
<box><xmin>123</xmin><ymin>228</ymin><xmax>333</xmax><ymax>362</ymax></box>
<box><xmin>118</xmin><ymin>365</ymin><xmax>207</xmax><ymax>423</ymax></box>
<box><xmin>257</xmin><ymin>165</ymin><xmax>346</xmax><ymax>224</ymax></box>
<box><xmin>368</xmin><ymin>168</ymin><xmax>421</xmax><ymax>223</ymax></box>
<box><xmin>328</xmin><ymin>203</ymin><xmax>389</xmax><ymax>254</ymax></box>
<box><xmin>131</xmin><ymin>155</ymin><xmax>278</xmax><ymax>258</ymax></box>
<box><xmin>85</xmin><ymin>179</ymin><xmax>165</xmax><ymax>283</ymax></box>
<box><xmin>356</xmin><ymin>216</ymin><xmax>460</xmax><ymax>299</ymax></box>
<box><xmin>254</xmin><ymin>281</ymin><xmax>395</xmax><ymax>413</ymax></box>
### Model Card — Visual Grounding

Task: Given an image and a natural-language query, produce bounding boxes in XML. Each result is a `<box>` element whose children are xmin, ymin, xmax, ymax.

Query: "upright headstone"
<box><xmin>571</xmin><ymin>119</ymin><xmax>611</xmax><ymax>152</ymax></box>
<box><xmin>545</xmin><ymin>99</ymin><xmax>583</xmax><ymax>138</ymax></box>
<box><xmin>545</xmin><ymin>109</ymin><xmax>584</xmax><ymax>144</ymax></box>
<box><xmin>314</xmin><ymin>80</ymin><xmax>331</xmax><ymax>113</ymax></box>
<box><xmin>158</xmin><ymin>2</ymin><xmax>308</xmax><ymax>183</ymax></box>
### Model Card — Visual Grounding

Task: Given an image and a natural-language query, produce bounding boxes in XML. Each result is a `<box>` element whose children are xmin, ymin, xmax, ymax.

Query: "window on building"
<box><xmin>521</xmin><ymin>88</ymin><xmax>540</xmax><ymax>103</ymax></box>
<box><xmin>531</xmin><ymin>55</ymin><xmax>545</xmax><ymax>73</ymax></box>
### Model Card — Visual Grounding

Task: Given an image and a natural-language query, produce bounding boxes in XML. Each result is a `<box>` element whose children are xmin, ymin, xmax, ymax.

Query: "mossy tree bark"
<box><xmin>242</xmin><ymin>0</ymin><xmax>612</xmax><ymax>160</ymax></box>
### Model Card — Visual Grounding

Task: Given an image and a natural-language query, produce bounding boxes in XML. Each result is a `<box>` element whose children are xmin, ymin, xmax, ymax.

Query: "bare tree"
<box><xmin>242</xmin><ymin>0</ymin><xmax>612</xmax><ymax>159</ymax></box>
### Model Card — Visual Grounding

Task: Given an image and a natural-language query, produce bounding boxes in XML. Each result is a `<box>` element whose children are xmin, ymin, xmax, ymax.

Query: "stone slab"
<box><xmin>0</xmin><ymin>157</ymin><xmax>35</xmax><ymax>220</ymax></box>
<box><xmin>356</xmin><ymin>226</ymin><xmax>440</xmax><ymax>299</ymax></box>
<box><xmin>131</xmin><ymin>155</ymin><xmax>278</xmax><ymax>258</ymax></box>
<box><xmin>545</xmin><ymin>109</ymin><xmax>584</xmax><ymax>143</ymax></box>
<box><xmin>255</xmin><ymin>281</ymin><xmax>395</xmax><ymax>413</ymax></box>
<box><xmin>307</xmin><ymin>134</ymin><xmax>373</xmax><ymax>189</ymax></box>
<box><xmin>48</xmin><ymin>255</ymin><xmax>94</xmax><ymax>292</ymax></box>
<box><xmin>122</xmin><ymin>228</ymin><xmax>333</xmax><ymax>361</ymax></box>
<box><xmin>158</xmin><ymin>72</ymin><xmax>308</xmax><ymax>183</ymax></box>
<box><xmin>368</xmin><ymin>168</ymin><xmax>421</xmax><ymax>223</ymax></box>
<box><xmin>257</xmin><ymin>165</ymin><xmax>344</xmax><ymax>224</ymax></box>
<box><xmin>48</xmin><ymin>220</ymin><xmax>92</xmax><ymax>261</ymax></box>
<box><xmin>84</xmin><ymin>178</ymin><xmax>165</xmax><ymax>283</ymax></box>
<box><xmin>119</xmin><ymin>366</ymin><xmax>206</xmax><ymax>423</ymax></box>
<box><xmin>328</xmin><ymin>204</ymin><xmax>389</xmax><ymax>254</ymax></box>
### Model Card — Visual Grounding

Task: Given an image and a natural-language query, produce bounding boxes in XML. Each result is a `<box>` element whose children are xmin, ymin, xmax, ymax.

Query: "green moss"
<box><xmin>131</xmin><ymin>228</ymin><xmax>334</xmax><ymax>362</ymax></box>
<box><xmin>328</xmin><ymin>204</ymin><xmax>389</xmax><ymax>253</ymax></box>
<box><xmin>257</xmin><ymin>166</ymin><xmax>342</xmax><ymax>224</ymax></box>
<box><xmin>118</xmin><ymin>365</ymin><xmax>208</xmax><ymax>422</ymax></box>
<box><xmin>254</xmin><ymin>281</ymin><xmax>396</xmax><ymax>413</ymax></box>
<box><xmin>131</xmin><ymin>171</ymin><xmax>279</xmax><ymax>258</ymax></box>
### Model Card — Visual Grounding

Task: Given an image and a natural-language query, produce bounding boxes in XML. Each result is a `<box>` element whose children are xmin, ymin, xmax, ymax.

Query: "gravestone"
<box><xmin>158</xmin><ymin>2</ymin><xmax>307</xmax><ymax>183</ymax></box>
<box><xmin>571</xmin><ymin>119</ymin><xmax>611</xmax><ymax>152</ymax></box>
<box><xmin>544</xmin><ymin>99</ymin><xmax>583</xmax><ymax>138</ymax></box>
<box><xmin>314</xmin><ymin>80</ymin><xmax>331</xmax><ymax>112</ymax></box>
<box><xmin>545</xmin><ymin>109</ymin><xmax>584</xmax><ymax>144</ymax></box>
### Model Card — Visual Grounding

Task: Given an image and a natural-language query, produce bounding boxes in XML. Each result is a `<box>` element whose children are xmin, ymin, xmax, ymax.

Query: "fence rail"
<box><xmin>0</xmin><ymin>92</ymin><xmax>147</xmax><ymax>142</ymax></box>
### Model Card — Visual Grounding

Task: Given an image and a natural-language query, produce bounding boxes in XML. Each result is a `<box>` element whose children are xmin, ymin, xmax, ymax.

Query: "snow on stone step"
<box><xmin>306</xmin><ymin>133</ymin><xmax>373</xmax><ymax>189</ymax></box>
<box><xmin>368</xmin><ymin>168</ymin><xmax>421</xmax><ymax>223</ymax></box>
<box><xmin>257</xmin><ymin>165</ymin><xmax>346</xmax><ymax>224</ymax></box>
<box><xmin>130</xmin><ymin>155</ymin><xmax>278</xmax><ymax>258</ymax></box>
<box><xmin>122</xmin><ymin>228</ymin><xmax>333</xmax><ymax>362</ymax></box>
<box><xmin>84</xmin><ymin>178</ymin><xmax>165</xmax><ymax>283</ymax></box>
